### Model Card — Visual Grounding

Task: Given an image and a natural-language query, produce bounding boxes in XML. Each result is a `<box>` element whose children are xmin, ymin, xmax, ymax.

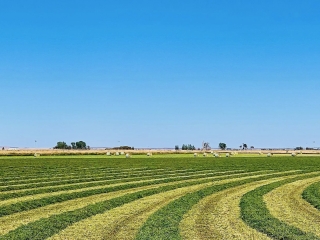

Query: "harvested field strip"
<box><xmin>134</xmin><ymin>171</ymin><xmax>306</xmax><ymax>240</ymax></box>
<box><xmin>2</xmin><ymin>173</ymin><xmax>250</xmax><ymax>236</ymax></box>
<box><xmin>301</xmin><ymin>181</ymin><xmax>320</xmax><ymax>210</ymax></box>
<box><xmin>0</xmin><ymin>169</ymin><xmax>223</xmax><ymax>191</ymax></box>
<box><xmin>0</xmin><ymin>167</ymin><xmax>155</xmax><ymax>183</ymax></box>
<box><xmin>0</xmin><ymin>170</ymin><xmax>251</xmax><ymax>204</ymax></box>
<box><xmin>0</xmin><ymin>166</ymin><xmax>148</xmax><ymax>176</ymax></box>
<box><xmin>179</xmin><ymin>176</ymin><xmax>298</xmax><ymax>240</ymax></box>
<box><xmin>0</xmin><ymin>170</ymin><xmax>261</xmax><ymax>216</ymax></box>
<box><xmin>49</xmin><ymin>172</ymin><xmax>292</xmax><ymax>240</ymax></box>
<box><xmin>48</xmin><ymin>180</ymin><xmax>224</xmax><ymax>240</ymax></box>
<box><xmin>0</xmin><ymin>168</ymin><xmax>167</xmax><ymax>185</ymax></box>
<box><xmin>240</xmin><ymin>173</ymin><xmax>320</xmax><ymax>240</ymax></box>
<box><xmin>264</xmin><ymin>176</ymin><xmax>320</xmax><ymax>237</ymax></box>
<box><xmin>0</xmin><ymin>171</ymin><xmax>289</xmax><ymax>240</ymax></box>
<box><xmin>0</xmin><ymin>170</ymin><xmax>205</xmax><ymax>187</ymax></box>
<box><xmin>1</xmin><ymin>179</ymin><xmax>209</xmax><ymax>235</ymax></box>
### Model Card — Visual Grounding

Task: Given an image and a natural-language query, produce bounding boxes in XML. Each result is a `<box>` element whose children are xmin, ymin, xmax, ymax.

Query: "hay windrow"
<box><xmin>0</xmin><ymin>170</ymin><xmax>247</xmax><ymax>235</ymax></box>
<box><xmin>0</xmin><ymin>170</ymin><xmax>251</xmax><ymax>207</ymax></box>
<box><xmin>48</xmin><ymin>182</ymin><xmax>219</xmax><ymax>240</ymax></box>
<box><xmin>47</xmin><ymin>173</ymin><xmax>280</xmax><ymax>240</ymax></box>
<box><xmin>179</xmin><ymin>177</ymin><xmax>292</xmax><ymax>240</ymax></box>
<box><xmin>264</xmin><ymin>176</ymin><xmax>320</xmax><ymax>237</ymax></box>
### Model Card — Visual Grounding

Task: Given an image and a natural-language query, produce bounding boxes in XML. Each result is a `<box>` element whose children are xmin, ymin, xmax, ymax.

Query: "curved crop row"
<box><xmin>0</xmin><ymin>170</ymin><xmax>245</xmax><ymax>204</ymax></box>
<box><xmin>0</xmin><ymin>174</ymin><xmax>256</xmax><ymax>239</ymax></box>
<box><xmin>240</xmin><ymin>172</ymin><xmax>320</xmax><ymax>240</ymax></box>
<box><xmin>0</xmin><ymin>178</ymin><xmax>223</xmax><ymax>236</ymax></box>
<box><xmin>0</xmin><ymin>170</ymin><xmax>258</xmax><ymax>217</ymax></box>
<box><xmin>0</xmin><ymin>169</ymin><xmax>219</xmax><ymax>194</ymax></box>
<box><xmin>179</xmin><ymin>178</ymin><xmax>278</xmax><ymax>240</ymax></box>
<box><xmin>0</xmin><ymin>169</ymin><xmax>224</xmax><ymax>192</ymax></box>
<box><xmin>302</xmin><ymin>181</ymin><xmax>320</xmax><ymax>210</ymax></box>
<box><xmin>0</xmin><ymin>168</ymin><xmax>171</xmax><ymax>186</ymax></box>
<box><xmin>0</xmin><ymin>171</ymin><xmax>290</xmax><ymax>240</ymax></box>
<box><xmin>264</xmin><ymin>176</ymin><xmax>320</xmax><ymax>237</ymax></box>
<box><xmin>134</xmin><ymin>171</ymin><xmax>304</xmax><ymax>240</ymax></box>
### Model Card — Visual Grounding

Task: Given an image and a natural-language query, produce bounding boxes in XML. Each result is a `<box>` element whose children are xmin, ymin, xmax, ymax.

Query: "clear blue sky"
<box><xmin>1</xmin><ymin>1</ymin><xmax>319</xmax><ymax>149</ymax></box>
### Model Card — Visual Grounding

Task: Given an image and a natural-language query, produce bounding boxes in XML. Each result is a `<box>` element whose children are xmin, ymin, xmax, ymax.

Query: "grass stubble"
<box><xmin>264</xmin><ymin>176</ymin><xmax>320</xmax><ymax>237</ymax></box>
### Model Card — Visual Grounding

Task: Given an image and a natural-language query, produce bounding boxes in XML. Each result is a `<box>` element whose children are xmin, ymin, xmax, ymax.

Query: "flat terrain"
<box><xmin>0</xmin><ymin>154</ymin><xmax>320</xmax><ymax>239</ymax></box>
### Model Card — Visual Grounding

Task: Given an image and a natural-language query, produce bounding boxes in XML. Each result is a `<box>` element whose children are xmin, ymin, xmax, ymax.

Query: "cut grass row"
<box><xmin>302</xmin><ymin>181</ymin><xmax>320</xmax><ymax>210</ymax></box>
<box><xmin>0</xmin><ymin>169</ymin><xmax>221</xmax><ymax>191</ymax></box>
<box><xmin>0</xmin><ymin>170</ymin><xmax>244</xmax><ymax>202</ymax></box>
<box><xmin>0</xmin><ymin>170</ymin><xmax>264</xmax><ymax>217</ymax></box>
<box><xmin>264</xmin><ymin>176</ymin><xmax>320</xmax><ymax>237</ymax></box>
<box><xmin>0</xmin><ymin>167</ymin><xmax>169</xmax><ymax>185</ymax></box>
<box><xmin>179</xmin><ymin>178</ymin><xmax>276</xmax><ymax>240</ymax></box>
<box><xmin>0</xmin><ymin>171</ymin><xmax>297</xmax><ymax>240</ymax></box>
<box><xmin>134</xmin><ymin>171</ymin><xmax>312</xmax><ymax>240</ymax></box>
<box><xmin>51</xmin><ymin>175</ymin><xmax>291</xmax><ymax>240</ymax></box>
<box><xmin>240</xmin><ymin>173</ymin><xmax>320</xmax><ymax>240</ymax></box>
<box><xmin>48</xmin><ymin>180</ymin><xmax>225</xmax><ymax>240</ymax></box>
<box><xmin>1</xmin><ymin>179</ymin><xmax>223</xmax><ymax>236</ymax></box>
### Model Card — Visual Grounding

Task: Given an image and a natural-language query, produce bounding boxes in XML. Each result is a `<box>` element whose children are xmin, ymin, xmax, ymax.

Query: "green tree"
<box><xmin>54</xmin><ymin>142</ymin><xmax>70</xmax><ymax>149</ymax></box>
<box><xmin>219</xmin><ymin>143</ymin><xmax>227</xmax><ymax>150</ymax></box>
<box><xmin>71</xmin><ymin>142</ymin><xmax>76</xmax><ymax>149</ymax></box>
<box><xmin>76</xmin><ymin>141</ymin><xmax>87</xmax><ymax>149</ymax></box>
<box><xmin>175</xmin><ymin>145</ymin><xmax>179</xmax><ymax>150</ymax></box>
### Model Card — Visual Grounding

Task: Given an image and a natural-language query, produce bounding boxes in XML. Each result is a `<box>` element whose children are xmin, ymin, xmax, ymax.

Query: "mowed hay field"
<box><xmin>1</xmin><ymin>154</ymin><xmax>320</xmax><ymax>239</ymax></box>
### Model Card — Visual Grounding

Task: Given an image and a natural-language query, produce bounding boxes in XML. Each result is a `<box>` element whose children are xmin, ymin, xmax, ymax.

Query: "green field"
<box><xmin>1</xmin><ymin>154</ymin><xmax>320</xmax><ymax>239</ymax></box>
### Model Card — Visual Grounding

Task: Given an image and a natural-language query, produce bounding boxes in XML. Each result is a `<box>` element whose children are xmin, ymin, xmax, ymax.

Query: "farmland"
<box><xmin>0</xmin><ymin>154</ymin><xmax>320</xmax><ymax>239</ymax></box>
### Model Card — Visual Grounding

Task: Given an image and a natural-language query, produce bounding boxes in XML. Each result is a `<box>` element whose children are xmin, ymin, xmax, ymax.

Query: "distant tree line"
<box><xmin>181</xmin><ymin>144</ymin><xmax>196</xmax><ymax>150</ymax></box>
<box><xmin>110</xmin><ymin>146</ymin><xmax>134</xmax><ymax>150</ymax></box>
<box><xmin>54</xmin><ymin>141</ymin><xmax>89</xmax><ymax>150</ymax></box>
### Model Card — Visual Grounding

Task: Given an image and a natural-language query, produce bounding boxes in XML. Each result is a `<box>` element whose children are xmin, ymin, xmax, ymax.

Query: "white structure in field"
<box><xmin>126</xmin><ymin>153</ymin><xmax>130</xmax><ymax>158</ymax></box>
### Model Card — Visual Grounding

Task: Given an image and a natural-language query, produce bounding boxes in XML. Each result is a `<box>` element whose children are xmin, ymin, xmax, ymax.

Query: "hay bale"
<box><xmin>106</xmin><ymin>152</ymin><xmax>111</xmax><ymax>156</ymax></box>
<box><xmin>115</xmin><ymin>152</ymin><xmax>119</xmax><ymax>156</ymax></box>
<box><xmin>194</xmin><ymin>153</ymin><xmax>198</xmax><ymax>157</ymax></box>
<box><xmin>203</xmin><ymin>153</ymin><xmax>207</xmax><ymax>157</ymax></box>
<box><xmin>226</xmin><ymin>153</ymin><xmax>230</xmax><ymax>157</ymax></box>
<box><xmin>267</xmin><ymin>153</ymin><xmax>271</xmax><ymax>157</ymax></box>
<box><xmin>125</xmin><ymin>153</ymin><xmax>130</xmax><ymax>158</ymax></box>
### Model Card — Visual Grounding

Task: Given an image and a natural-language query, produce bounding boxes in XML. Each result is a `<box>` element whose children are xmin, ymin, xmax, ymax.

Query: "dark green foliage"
<box><xmin>54</xmin><ymin>142</ymin><xmax>70</xmax><ymax>149</ymax></box>
<box><xmin>219</xmin><ymin>142</ymin><xmax>226</xmax><ymax>150</ymax></box>
<box><xmin>302</xmin><ymin>181</ymin><xmax>320</xmax><ymax>209</ymax></box>
<box><xmin>181</xmin><ymin>144</ymin><xmax>195</xmax><ymax>150</ymax></box>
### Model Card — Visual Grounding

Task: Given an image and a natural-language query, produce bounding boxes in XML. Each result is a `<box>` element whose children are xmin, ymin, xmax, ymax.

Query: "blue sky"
<box><xmin>1</xmin><ymin>1</ymin><xmax>319</xmax><ymax>149</ymax></box>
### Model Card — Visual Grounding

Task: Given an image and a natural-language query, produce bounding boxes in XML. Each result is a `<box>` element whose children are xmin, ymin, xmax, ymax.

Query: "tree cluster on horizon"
<box><xmin>54</xmin><ymin>141</ymin><xmax>89</xmax><ymax>150</ymax></box>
